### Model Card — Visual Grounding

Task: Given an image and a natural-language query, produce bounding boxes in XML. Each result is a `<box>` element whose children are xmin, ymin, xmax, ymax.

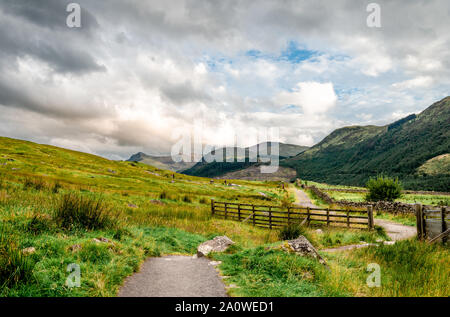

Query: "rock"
<box><xmin>128</xmin><ymin>203</ymin><xmax>138</xmax><ymax>208</ymax></box>
<box><xmin>208</xmin><ymin>261</ymin><xmax>222</xmax><ymax>267</ymax></box>
<box><xmin>376</xmin><ymin>239</ymin><xmax>384</xmax><ymax>243</ymax></box>
<box><xmin>150</xmin><ymin>200</ymin><xmax>165</xmax><ymax>206</ymax></box>
<box><xmin>315</xmin><ymin>229</ymin><xmax>323</xmax><ymax>234</ymax></box>
<box><xmin>285</xmin><ymin>235</ymin><xmax>328</xmax><ymax>266</ymax></box>
<box><xmin>93</xmin><ymin>237</ymin><xmax>113</xmax><ymax>244</ymax></box>
<box><xmin>69</xmin><ymin>244</ymin><xmax>82</xmax><ymax>252</ymax></box>
<box><xmin>197</xmin><ymin>236</ymin><xmax>234</xmax><ymax>257</ymax></box>
<box><xmin>22</xmin><ymin>247</ymin><xmax>36</xmax><ymax>255</ymax></box>
<box><xmin>107</xmin><ymin>169</ymin><xmax>117</xmax><ymax>174</ymax></box>
<box><xmin>384</xmin><ymin>241</ymin><xmax>396</xmax><ymax>245</ymax></box>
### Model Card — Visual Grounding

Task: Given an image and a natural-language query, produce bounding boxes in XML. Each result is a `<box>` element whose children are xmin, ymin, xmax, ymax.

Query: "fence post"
<box><xmin>287</xmin><ymin>207</ymin><xmax>291</xmax><ymax>226</ymax></box>
<box><xmin>252</xmin><ymin>204</ymin><xmax>256</xmax><ymax>226</ymax></box>
<box><xmin>225</xmin><ymin>203</ymin><xmax>228</xmax><ymax>220</ymax></box>
<box><xmin>346</xmin><ymin>210</ymin><xmax>350</xmax><ymax>228</ymax></box>
<box><xmin>306</xmin><ymin>207</ymin><xmax>310</xmax><ymax>226</ymax></box>
<box><xmin>211</xmin><ymin>199</ymin><xmax>215</xmax><ymax>216</ymax></box>
<box><xmin>326</xmin><ymin>208</ymin><xmax>330</xmax><ymax>227</ymax></box>
<box><xmin>442</xmin><ymin>207</ymin><xmax>447</xmax><ymax>244</ymax></box>
<box><xmin>238</xmin><ymin>204</ymin><xmax>241</xmax><ymax>222</ymax></box>
<box><xmin>367</xmin><ymin>205</ymin><xmax>374</xmax><ymax>230</ymax></box>
<box><xmin>269</xmin><ymin>206</ymin><xmax>272</xmax><ymax>229</ymax></box>
<box><xmin>415</xmin><ymin>204</ymin><xmax>423</xmax><ymax>240</ymax></box>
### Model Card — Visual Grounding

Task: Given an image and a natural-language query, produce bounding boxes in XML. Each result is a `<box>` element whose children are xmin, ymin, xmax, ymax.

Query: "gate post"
<box><xmin>442</xmin><ymin>207</ymin><xmax>447</xmax><ymax>244</ymax></box>
<box><xmin>367</xmin><ymin>205</ymin><xmax>374</xmax><ymax>230</ymax></box>
<box><xmin>415</xmin><ymin>204</ymin><xmax>423</xmax><ymax>240</ymax></box>
<box><xmin>211</xmin><ymin>199</ymin><xmax>215</xmax><ymax>216</ymax></box>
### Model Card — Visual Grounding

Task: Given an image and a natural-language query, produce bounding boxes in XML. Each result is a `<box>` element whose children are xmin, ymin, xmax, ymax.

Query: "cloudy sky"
<box><xmin>0</xmin><ymin>0</ymin><xmax>449</xmax><ymax>160</ymax></box>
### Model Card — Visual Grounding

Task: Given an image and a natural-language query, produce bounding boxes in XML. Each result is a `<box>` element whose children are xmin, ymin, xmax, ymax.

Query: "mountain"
<box><xmin>127</xmin><ymin>152</ymin><xmax>196</xmax><ymax>172</ymax></box>
<box><xmin>283</xmin><ymin>96</ymin><xmax>450</xmax><ymax>191</ymax></box>
<box><xmin>182</xmin><ymin>142</ymin><xmax>309</xmax><ymax>178</ymax></box>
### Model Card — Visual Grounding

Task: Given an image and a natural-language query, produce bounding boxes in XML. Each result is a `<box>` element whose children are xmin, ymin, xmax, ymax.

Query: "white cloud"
<box><xmin>275</xmin><ymin>82</ymin><xmax>337</xmax><ymax>115</ymax></box>
<box><xmin>392</xmin><ymin>76</ymin><xmax>434</xmax><ymax>90</ymax></box>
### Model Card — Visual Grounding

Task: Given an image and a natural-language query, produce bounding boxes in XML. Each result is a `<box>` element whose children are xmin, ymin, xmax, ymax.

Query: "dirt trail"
<box><xmin>293</xmin><ymin>186</ymin><xmax>319</xmax><ymax>208</ymax></box>
<box><xmin>292</xmin><ymin>187</ymin><xmax>417</xmax><ymax>251</ymax></box>
<box><xmin>118</xmin><ymin>255</ymin><xmax>228</xmax><ymax>297</ymax></box>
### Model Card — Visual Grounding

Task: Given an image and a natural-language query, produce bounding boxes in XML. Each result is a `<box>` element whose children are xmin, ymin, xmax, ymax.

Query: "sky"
<box><xmin>0</xmin><ymin>0</ymin><xmax>449</xmax><ymax>160</ymax></box>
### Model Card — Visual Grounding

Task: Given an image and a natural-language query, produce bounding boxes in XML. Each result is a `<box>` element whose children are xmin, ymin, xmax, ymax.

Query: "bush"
<box><xmin>182</xmin><ymin>195</ymin><xmax>193</xmax><ymax>203</ymax></box>
<box><xmin>365</xmin><ymin>175</ymin><xmax>402</xmax><ymax>202</ymax></box>
<box><xmin>0</xmin><ymin>225</ymin><xmax>34</xmax><ymax>288</ymax></box>
<box><xmin>54</xmin><ymin>193</ymin><xmax>117</xmax><ymax>230</ymax></box>
<box><xmin>278</xmin><ymin>224</ymin><xmax>308</xmax><ymax>241</ymax></box>
<box><xmin>280</xmin><ymin>194</ymin><xmax>292</xmax><ymax>209</ymax></box>
<box><xmin>159</xmin><ymin>191</ymin><xmax>168</xmax><ymax>200</ymax></box>
<box><xmin>23</xmin><ymin>177</ymin><xmax>47</xmax><ymax>191</ymax></box>
<box><xmin>52</xmin><ymin>182</ymin><xmax>62</xmax><ymax>194</ymax></box>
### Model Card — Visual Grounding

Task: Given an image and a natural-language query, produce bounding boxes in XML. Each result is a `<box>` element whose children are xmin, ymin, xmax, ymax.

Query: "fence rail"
<box><xmin>211</xmin><ymin>200</ymin><xmax>374</xmax><ymax>230</ymax></box>
<box><xmin>416</xmin><ymin>205</ymin><xmax>449</xmax><ymax>243</ymax></box>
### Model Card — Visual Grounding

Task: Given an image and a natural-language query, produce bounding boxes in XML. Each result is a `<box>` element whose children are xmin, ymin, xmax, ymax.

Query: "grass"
<box><xmin>54</xmin><ymin>193</ymin><xmax>118</xmax><ymax>231</ymax></box>
<box><xmin>0</xmin><ymin>136</ymin><xmax>448</xmax><ymax>297</ymax></box>
<box><xmin>214</xmin><ymin>247</ymin><xmax>345</xmax><ymax>297</ymax></box>
<box><xmin>213</xmin><ymin>239</ymin><xmax>449</xmax><ymax>297</ymax></box>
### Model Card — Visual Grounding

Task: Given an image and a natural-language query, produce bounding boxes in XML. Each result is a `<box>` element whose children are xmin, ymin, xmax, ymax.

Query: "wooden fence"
<box><xmin>211</xmin><ymin>200</ymin><xmax>374</xmax><ymax>230</ymax></box>
<box><xmin>416</xmin><ymin>205</ymin><xmax>449</xmax><ymax>243</ymax></box>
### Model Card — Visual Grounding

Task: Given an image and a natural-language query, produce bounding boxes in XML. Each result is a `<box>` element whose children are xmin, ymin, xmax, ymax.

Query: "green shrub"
<box><xmin>54</xmin><ymin>193</ymin><xmax>117</xmax><ymax>230</ymax></box>
<box><xmin>182</xmin><ymin>195</ymin><xmax>193</xmax><ymax>203</ymax></box>
<box><xmin>52</xmin><ymin>182</ymin><xmax>62</xmax><ymax>194</ymax></box>
<box><xmin>278</xmin><ymin>224</ymin><xmax>307</xmax><ymax>241</ymax></box>
<box><xmin>27</xmin><ymin>214</ymin><xmax>53</xmax><ymax>235</ymax></box>
<box><xmin>0</xmin><ymin>225</ymin><xmax>34</xmax><ymax>288</ymax></box>
<box><xmin>23</xmin><ymin>177</ymin><xmax>47</xmax><ymax>191</ymax></box>
<box><xmin>159</xmin><ymin>191</ymin><xmax>168</xmax><ymax>200</ymax></box>
<box><xmin>280</xmin><ymin>194</ymin><xmax>292</xmax><ymax>208</ymax></box>
<box><xmin>365</xmin><ymin>175</ymin><xmax>402</xmax><ymax>202</ymax></box>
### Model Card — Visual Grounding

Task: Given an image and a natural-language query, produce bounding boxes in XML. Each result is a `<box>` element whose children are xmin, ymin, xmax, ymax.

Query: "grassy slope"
<box><xmin>1</xmin><ymin>136</ymin><xmax>448</xmax><ymax>297</ymax></box>
<box><xmin>0</xmin><ymin>136</ymin><xmax>287</xmax><ymax>296</ymax></box>
<box><xmin>418</xmin><ymin>154</ymin><xmax>450</xmax><ymax>176</ymax></box>
<box><xmin>283</xmin><ymin>97</ymin><xmax>450</xmax><ymax>191</ymax></box>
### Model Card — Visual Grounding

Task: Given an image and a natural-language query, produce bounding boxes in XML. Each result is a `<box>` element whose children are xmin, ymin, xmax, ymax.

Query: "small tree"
<box><xmin>365</xmin><ymin>175</ymin><xmax>402</xmax><ymax>202</ymax></box>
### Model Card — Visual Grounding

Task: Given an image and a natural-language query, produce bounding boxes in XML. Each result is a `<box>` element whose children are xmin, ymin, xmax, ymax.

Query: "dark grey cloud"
<box><xmin>1</xmin><ymin>0</ymin><xmax>98</xmax><ymax>31</ymax></box>
<box><xmin>0</xmin><ymin>0</ymin><xmax>104</xmax><ymax>74</ymax></box>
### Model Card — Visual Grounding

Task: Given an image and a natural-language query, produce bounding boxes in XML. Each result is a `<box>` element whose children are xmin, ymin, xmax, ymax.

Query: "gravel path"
<box><xmin>118</xmin><ymin>255</ymin><xmax>228</xmax><ymax>297</ymax></box>
<box><xmin>293</xmin><ymin>187</ymin><xmax>319</xmax><ymax>208</ymax></box>
<box><xmin>292</xmin><ymin>187</ymin><xmax>417</xmax><ymax>252</ymax></box>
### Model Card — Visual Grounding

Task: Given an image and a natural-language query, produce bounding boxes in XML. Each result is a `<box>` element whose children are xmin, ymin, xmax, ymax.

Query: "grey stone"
<box><xmin>22</xmin><ymin>247</ymin><xmax>36</xmax><ymax>255</ymax></box>
<box><xmin>285</xmin><ymin>235</ymin><xmax>328</xmax><ymax>266</ymax></box>
<box><xmin>197</xmin><ymin>236</ymin><xmax>234</xmax><ymax>257</ymax></box>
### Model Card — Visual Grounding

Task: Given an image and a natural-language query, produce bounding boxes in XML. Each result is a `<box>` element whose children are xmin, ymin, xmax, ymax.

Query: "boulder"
<box><xmin>22</xmin><ymin>247</ymin><xmax>36</xmax><ymax>255</ymax></box>
<box><xmin>197</xmin><ymin>236</ymin><xmax>234</xmax><ymax>257</ymax></box>
<box><xmin>93</xmin><ymin>237</ymin><xmax>113</xmax><ymax>244</ymax></box>
<box><xmin>284</xmin><ymin>235</ymin><xmax>328</xmax><ymax>266</ymax></box>
<box><xmin>69</xmin><ymin>244</ymin><xmax>82</xmax><ymax>252</ymax></box>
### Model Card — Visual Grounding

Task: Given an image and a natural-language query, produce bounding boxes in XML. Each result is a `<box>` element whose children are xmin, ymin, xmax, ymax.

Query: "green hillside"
<box><xmin>283</xmin><ymin>97</ymin><xmax>450</xmax><ymax>191</ymax></box>
<box><xmin>417</xmin><ymin>154</ymin><xmax>450</xmax><ymax>176</ymax></box>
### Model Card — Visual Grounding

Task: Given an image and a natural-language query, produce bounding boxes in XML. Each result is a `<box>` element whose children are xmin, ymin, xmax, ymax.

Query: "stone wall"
<box><xmin>306</xmin><ymin>185</ymin><xmax>416</xmax><ymax>214</ymax></box>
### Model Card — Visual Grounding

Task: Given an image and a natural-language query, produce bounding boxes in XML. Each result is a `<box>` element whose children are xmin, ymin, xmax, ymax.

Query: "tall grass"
<box><xmin>23</xmin><ymin>177</ymin><xmax>47</xmax><ymax>191</ymax></box>
<box><xmin>54</xmin><ymin>193</ymin><xmax>118</xmax><ymax>230</ymax></box>
<box><xmin>0</xmin><ymin>225</ymin><xmax>34</xmax><ymax>289</ymax></box>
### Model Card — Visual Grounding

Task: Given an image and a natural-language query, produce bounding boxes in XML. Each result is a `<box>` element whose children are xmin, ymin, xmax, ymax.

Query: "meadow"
<box><xmin>0</xmin><ymin>137</ymin><xmax>448</xmax><ymax>297</ymax></box>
